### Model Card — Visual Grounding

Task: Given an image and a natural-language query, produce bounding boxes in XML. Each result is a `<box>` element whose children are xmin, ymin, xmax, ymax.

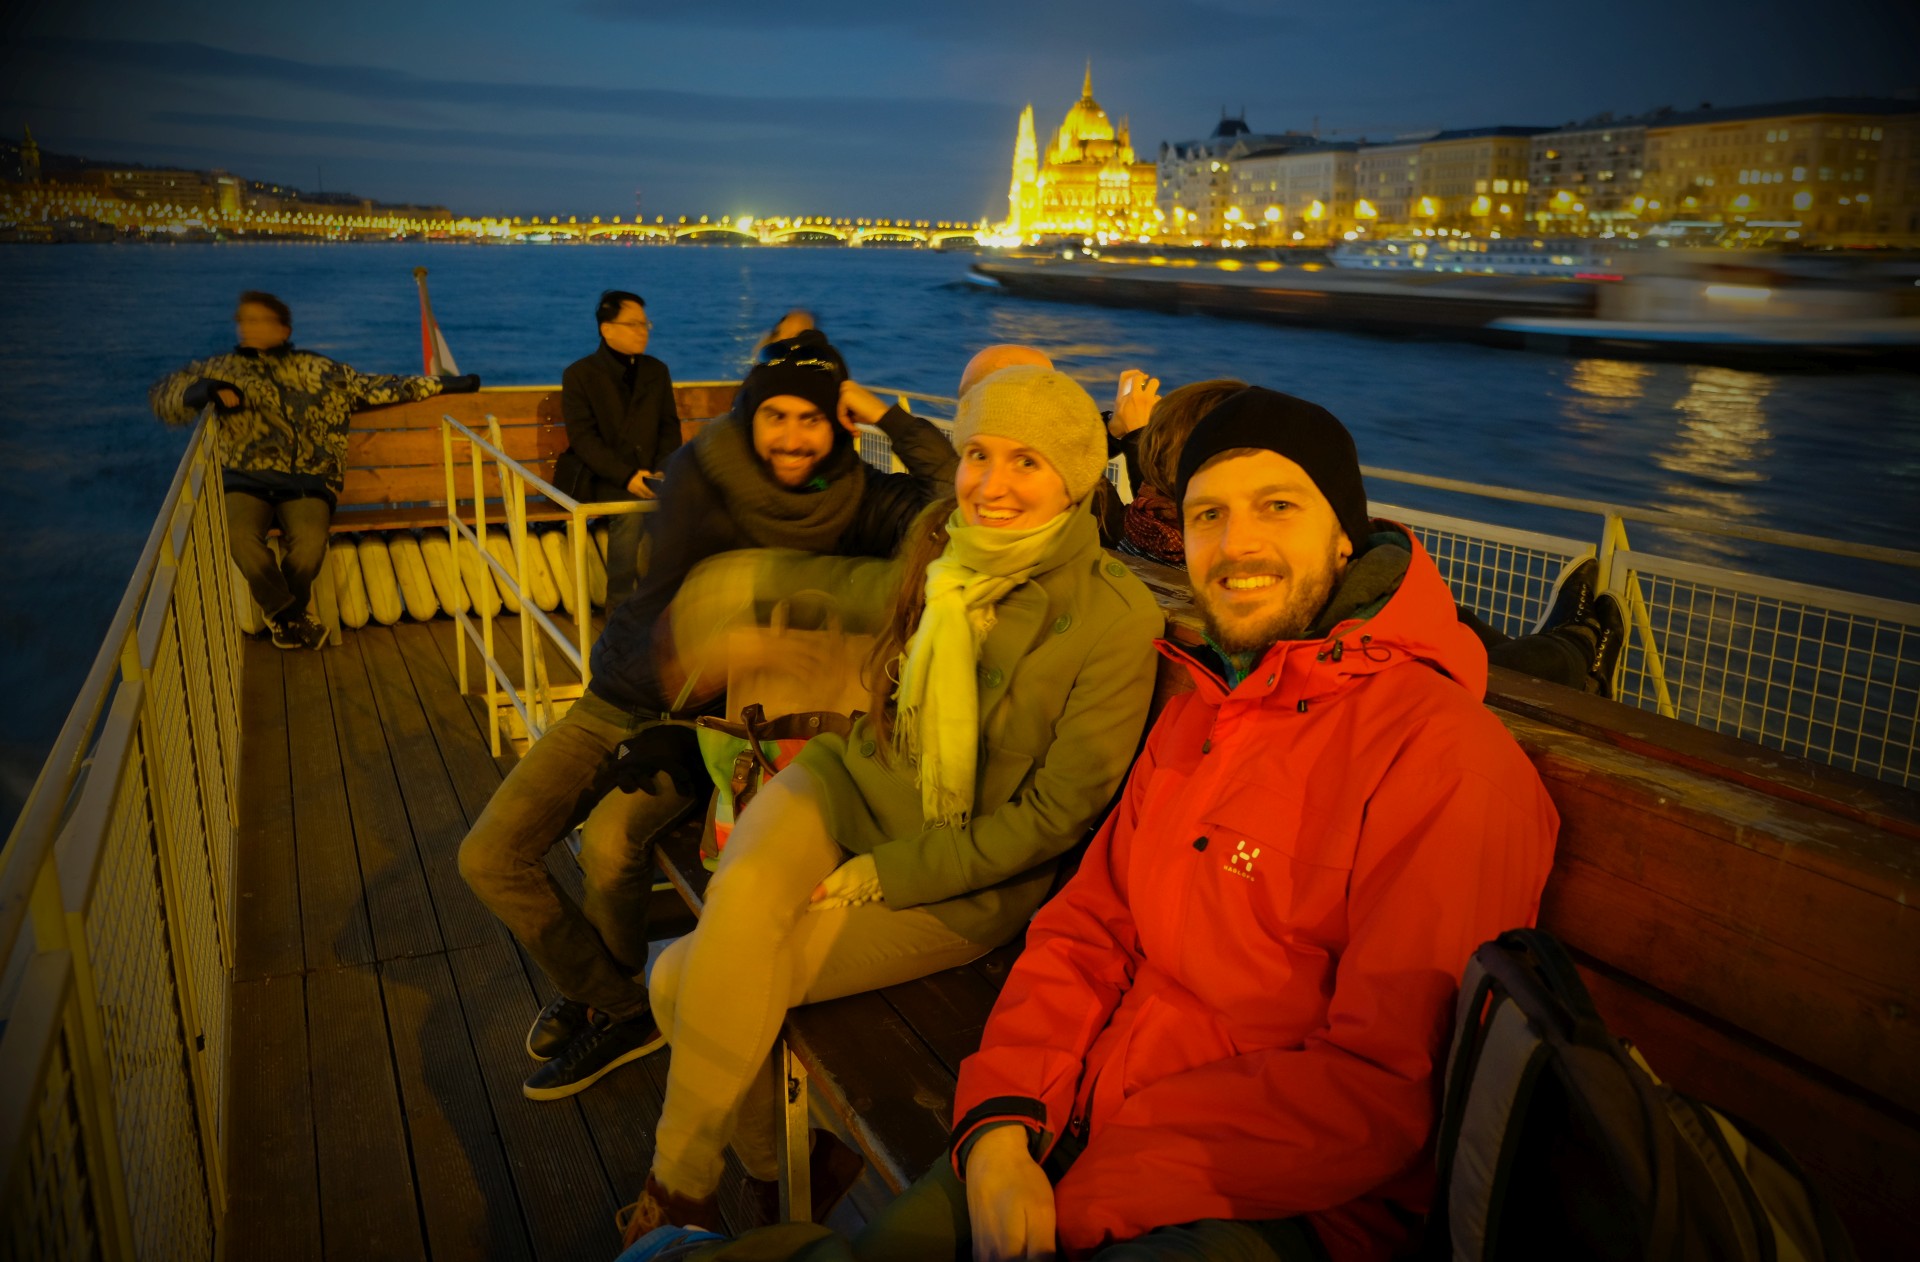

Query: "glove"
<box><xmin>438</xmin><ymin>373</ymin><xmax>481</xmax><ymax>394</ymax></box>
<box><xmin>809</xmin><ymin>853</ymin><xmax>882</xmax><ymax>911</ymax></box>
<box><xmin>184</xmin><ymin>378</ymin><xmax>241</xmax><ymax>411</ymax></box>
<box><xmin>608</xmin><ymin>723</ymin><xmax>707</xmax><ymax>801</ymax></box>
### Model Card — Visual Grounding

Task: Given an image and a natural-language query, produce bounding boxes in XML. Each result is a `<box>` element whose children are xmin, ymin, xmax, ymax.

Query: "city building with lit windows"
<box><xmin>1157</xmin><ymin>114</ymin><xmax>1310</xmax><ymax>242</ymax></box>
<box><xmin>1878</xmin><ymin>113</ymin><xmax>1920</xmax><ymax>238</ymax></box>
<box><xmin>1002</xmin><ymin>64</ymin><xmax>1159</xmax><ymax>242</ymax></box>
<box><xmin>1528</xmin><ymin>118</ymin><xmax>1648</xmax><ymax>232</ymax></box>
<box><xmin>1229</xmin><ymin>142</ymin><xmax>1359</xmax><ymax>244</ymax></box>
<box><xmin>1413</xmin><ymin>126</ymin><xmax>1545</xmax><ymax>231</ymax></box>
<box><xmin>1640</xmin><ymin>98</ymin><xmax>1918</xmax><ymax>242</ymax></box>
<box><xmin>1352</xmin><ymin>139</ymin><xmax>1427</xmax><ymax>234</ymax></box>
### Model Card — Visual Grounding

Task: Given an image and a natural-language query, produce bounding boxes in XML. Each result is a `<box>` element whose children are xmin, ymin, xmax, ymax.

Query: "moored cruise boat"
<box><xmin>2</xmin><ymin>378</ymin><xmax>1915</xmax><ymax>1260</ymax></box>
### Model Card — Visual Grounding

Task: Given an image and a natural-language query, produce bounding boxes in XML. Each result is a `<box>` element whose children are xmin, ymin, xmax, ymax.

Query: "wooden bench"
<box><xmin>337</xmin><ymin>383</ymin><xmax>738</xmax><ymax>532</ymax></box>
<box><xmin>255</xmin><ymin>383</ymin><xmax>738</xmax><ymax>638</ymax></box>
<box><xmin>649</xmin><ymin>552</ymin><xmax>1916</xmax><ymax>1257</ymax></box>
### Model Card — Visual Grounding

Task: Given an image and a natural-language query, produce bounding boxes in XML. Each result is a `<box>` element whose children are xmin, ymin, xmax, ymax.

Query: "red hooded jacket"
<box><xmin>951</xmin><ymin>527</ymin><xmax>1559</xmax><ymax>1260</ymax></box>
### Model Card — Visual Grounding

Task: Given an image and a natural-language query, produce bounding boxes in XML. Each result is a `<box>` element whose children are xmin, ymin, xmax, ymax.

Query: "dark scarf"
<box><xmin>692</xmin><ymin>414</ymin><xmax>866</xmax><ymax>551</ymax></box>
<box><xmin>1121</xmin><ymin>485</ymin><xmax>1185</xmax><ymax>566</ymax></box>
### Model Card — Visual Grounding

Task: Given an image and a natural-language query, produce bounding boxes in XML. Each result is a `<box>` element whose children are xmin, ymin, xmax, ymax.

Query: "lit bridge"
<box><xmin>505</xmin><ymin>214</ymin><xmax>985</xmax><ymax>247</ymax></box>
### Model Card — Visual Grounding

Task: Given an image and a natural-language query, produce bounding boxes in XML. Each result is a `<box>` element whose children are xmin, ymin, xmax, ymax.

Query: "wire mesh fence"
<box><xmin>1617</xmin><ymin>552</ymin><xmax>1919</xmax><ymax>787</ymax></box>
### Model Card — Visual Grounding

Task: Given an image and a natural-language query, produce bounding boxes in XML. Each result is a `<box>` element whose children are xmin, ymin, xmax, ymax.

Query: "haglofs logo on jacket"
<box><xmin>1226</xmin><ymin>839</ymin><xmax>1260</xmax><ymax>881</ymax></box>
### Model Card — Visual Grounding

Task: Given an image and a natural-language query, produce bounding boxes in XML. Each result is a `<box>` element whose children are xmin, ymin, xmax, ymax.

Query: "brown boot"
<box><xmin>615</xmin><ymin>1173</ymin><xmax>722</xmax><ymax>1247</ymax></box>
<box><xmin>748</xmin><ymin>1129</ymin><xmax>866</xmax><ymax>1224</ymax></box>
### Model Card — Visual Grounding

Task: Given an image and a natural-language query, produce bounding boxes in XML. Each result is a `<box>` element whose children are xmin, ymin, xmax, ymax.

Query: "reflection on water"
<box><xmin>1659</xmin><ymin>365</ymin><xmax>1773</xmax><ymax>492</ymax></box>
<box><xmin>1647</xmin><ymin>366</ymin><xmax>1776</xmax><ymax>566</ymax></box>
<box><xmin>1569</xmin><ymin>358</ymin><xmax>1652</xmax><ymax>401</ymax></box>
<box><xmin>1561</xmin><ymin>357</ymin><xmax>1655</xmax><ymax>440</ymax></box>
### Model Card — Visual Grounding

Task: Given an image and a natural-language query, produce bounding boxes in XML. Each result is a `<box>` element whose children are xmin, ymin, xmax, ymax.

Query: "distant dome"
<box><xmin>1055</xmin><ymin>63</ymin><xmax>1116</xmax><ymax>148</ymax></box>
<box><xmin>1060</xmin><ymin>97</ymin><xmax>1116</xmax><ymax>145</ymax></box>
<box><xmin>1211</xmin><ymin>116</ymin><xmax>1251</xmax><ymax>141</ymax></box>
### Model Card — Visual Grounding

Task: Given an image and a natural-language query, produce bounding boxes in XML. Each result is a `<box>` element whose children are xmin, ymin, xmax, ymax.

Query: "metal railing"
<box><xmin>439</xmin><ymin>411</ymin><xmax>649</xmax><ymax>754</ymax></box>
<box><xmin>1</xmin><ymin>418</ymin><xmax>239</xmax><ymax>1260</ymax></box>
<box><xmin>1365</xmin><ymin>467</ymin><xmax>1920</xmax><ymax>788</ymax></box>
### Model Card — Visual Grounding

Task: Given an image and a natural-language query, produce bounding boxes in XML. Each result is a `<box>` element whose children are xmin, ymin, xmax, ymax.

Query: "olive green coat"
<box><xmin>746</xmin><ymin>504</ymin><xmax>1163</xmax><ymax>946</ymax></box>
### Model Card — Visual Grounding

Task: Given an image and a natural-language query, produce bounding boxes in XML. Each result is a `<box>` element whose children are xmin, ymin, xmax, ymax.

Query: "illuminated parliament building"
<box><xmin>1003</xmin><ymin>65</ymin><xmax>1160</xmax><ymax>242</ymax></box>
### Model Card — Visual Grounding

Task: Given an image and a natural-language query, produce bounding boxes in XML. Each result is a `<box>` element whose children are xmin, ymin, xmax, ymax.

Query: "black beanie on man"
<box><xmin>736</xmin><ymin>343</ymin><xmax>845</xmax><ymax>425</ymax></box>
<box><xmin>1174</xmin><ymin>387</ymin><xmax>1371</xmax><ymax>546</ymax></box>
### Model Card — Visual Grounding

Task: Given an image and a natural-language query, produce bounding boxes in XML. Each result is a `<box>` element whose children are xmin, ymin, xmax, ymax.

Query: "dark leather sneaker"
<box><xmin>747</xmin><ymin>1128</ymin><xmax>866</xmax><ymax>1224</ymax></box>
<box><xmin>1587</xmin><ymin>593</ymin><xmax>1627</xmax><ymax>698</ymax></box>
<box><xmin>521</xmin><ymin>1008</ymin><xmax>665</xmax><ymax>1100</ymax></box>
<box><xmin>525</xmin><ymin>996</ymin><xmax>590</xmax><ymax>1061</ymax></box>
<box><xmin>616</xmin><ymin>1173</ymin><xmax>722</xmax><ymax>1247</ymax></box>
<box><xmin>1533</xmin><ymin>558</ymin><xmax>1599</xmax><ymax>636</ymax></box>
<box><xmin>268</xmin><ymin>614</ymin><xmax>304</xmax><ymax>650</ymax></box>
<box><xmin>295</xmin><ymin>613</ymin><xmax>329</xmax><ymax>650</ymax></box>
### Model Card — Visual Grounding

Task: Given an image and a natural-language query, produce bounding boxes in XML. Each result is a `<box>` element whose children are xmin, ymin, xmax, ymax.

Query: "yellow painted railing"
<box><xmin>1</xmin><ymin>418</ymin><xmax>240</xmax><ymax>1259</ymax></box>
<box><xmin>438</xmin><ymin>410</ymin><xmax>651</xmax><ymax>753</ymax></box>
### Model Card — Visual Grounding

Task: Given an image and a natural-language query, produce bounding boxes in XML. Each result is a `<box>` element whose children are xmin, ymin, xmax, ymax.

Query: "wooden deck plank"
<box><xmin>360</xmin><ymin>627</ymin><xmax>502</xmax><ymax>951</ymax></box>
<box><xmin>441</xmin><ymin>931</ymin><xmax>624</xmax><ymax>1262</ymax></box>
<box><xmin>233</xmin><ymin>637</ymin><xmax>302</xmax><ymax>981</ymax></box>
<box><xmin>283</xmin><ymin>650</ymin><xmax>376</xmax><ymax>970</ymax></box>
<box><xmin>381</xmin><ymin>951</ymin><xmax>536</xmax><ymax>1262</ymax></box>
<box><xmin>325</xmin><ymin>636</ymin><xmax>444</xmax><ymax>961</ymax></box>
<box><xmin>393</xmin><ymin>622</ymin><xmax>514</xmax><ymax>823</ymax></box>
<box><xmin>306</xmin><ymin>963</ymin><xmax>428</xmax><ymax>1260</ymax></box>
<box><xmin>413</xmin><ymin>617</ymin><xmax>518</xmax><ymax>777</ymax></box>
<box><xmin>222</xmin><ymin>974</ymin><xmax>321</xmax><ymax>1262</ymax></box>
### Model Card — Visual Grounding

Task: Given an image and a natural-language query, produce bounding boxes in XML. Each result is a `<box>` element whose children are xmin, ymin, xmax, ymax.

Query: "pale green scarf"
<box><xmin>895</xmin><ymin>507</ymin><xmax>1076</xmax><ymax>828</ymax></box>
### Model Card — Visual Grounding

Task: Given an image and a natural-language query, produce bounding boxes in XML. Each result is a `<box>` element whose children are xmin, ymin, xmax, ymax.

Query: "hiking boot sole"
<box><xmin>520</xmin><ymin>1029</ymin><xmax>667</xmax><ymax>1100</ymax></box>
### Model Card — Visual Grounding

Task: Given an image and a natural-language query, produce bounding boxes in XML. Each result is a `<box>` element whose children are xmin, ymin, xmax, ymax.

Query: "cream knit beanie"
<box><xmin>951</xmin><ymin>366</ymin><xmax>1109</xmax><ymax>503</ymax></box>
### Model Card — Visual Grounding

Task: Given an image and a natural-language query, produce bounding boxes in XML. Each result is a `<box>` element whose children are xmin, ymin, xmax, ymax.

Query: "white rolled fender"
<box><xmin>357</xmin><ymin>535</ymin><xmax>404</xmax><ymax>626</ymax></box>
<box><xmin>540</xmin><ymin>528</ymin><xmax>580</xmax><ymax>619</ymax></box>
<box><xmin>330</xmin><ymin>536</ymin><xmax>371</xmax><ymax>629</ymax></box>
<box><xmin>419</xmin><ymin>532</ymin><xmax>470</xmax><ymax>616</ymax></box>
<box><xmin>385</xmin><ymin>531</ymin><xmax>441</xmax><ymax>621</ymax></box>
<box><xmin>483</xmin><ymin>529</ymin><xmax>524</xmax><ymax>615</ymax></box>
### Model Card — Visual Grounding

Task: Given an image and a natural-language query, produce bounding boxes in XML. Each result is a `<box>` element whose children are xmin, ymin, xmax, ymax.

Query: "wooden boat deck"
<box><xmin>221</xmin><ymin>618</ymin><xmax>836</xmax><ymax>1261</ymax></box>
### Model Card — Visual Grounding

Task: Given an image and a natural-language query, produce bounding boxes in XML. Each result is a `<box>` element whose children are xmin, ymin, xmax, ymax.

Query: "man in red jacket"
<box><xmin>855</xmin><ymin>387</ymin><xmax>1559</xmax><ymax>1262</ymax></box>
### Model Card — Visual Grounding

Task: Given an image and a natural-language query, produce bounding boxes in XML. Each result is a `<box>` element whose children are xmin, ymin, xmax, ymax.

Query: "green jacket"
<box><xmin>760</xmin><ymin>505</ymin><xmax>1163</xmax><ymax>945</ymax></box>
<box><xmin>149</xmin><ymin>344</ymin><xmax>444</xmax><ymax>492</ymax></box>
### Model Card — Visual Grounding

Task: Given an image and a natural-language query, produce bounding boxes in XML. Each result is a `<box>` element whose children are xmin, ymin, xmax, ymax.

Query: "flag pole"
<box><xmin>413</xmin><ymin>266</ymin><xmax>460</xmax><ymax>376</ymax></box>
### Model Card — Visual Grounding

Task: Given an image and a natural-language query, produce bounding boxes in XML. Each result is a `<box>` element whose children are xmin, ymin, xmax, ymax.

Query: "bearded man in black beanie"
<box><xmin>458</xmin><ymin>341</ymin><xmax>958</xmax><ymax>1102</ymax></box>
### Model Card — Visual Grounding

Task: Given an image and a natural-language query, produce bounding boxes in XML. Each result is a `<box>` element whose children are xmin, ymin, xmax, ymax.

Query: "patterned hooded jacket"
<box><xmin>150</xmin><ymin>344</ymin><xmax>444</xmax><ymax>494</ymax></box>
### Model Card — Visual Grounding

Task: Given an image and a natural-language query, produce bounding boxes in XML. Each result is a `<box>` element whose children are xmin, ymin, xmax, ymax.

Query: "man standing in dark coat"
<box><xmin>553</xmin><ymin>289</ymin><xmax>683</xmax><ymax>605</ymax></box>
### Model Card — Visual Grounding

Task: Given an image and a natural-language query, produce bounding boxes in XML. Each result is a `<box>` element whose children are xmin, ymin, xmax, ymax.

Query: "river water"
<box><xmin>1</xmin><ymin>242</ymin><xmax>1916</xmax><ymax>828</ymax></box>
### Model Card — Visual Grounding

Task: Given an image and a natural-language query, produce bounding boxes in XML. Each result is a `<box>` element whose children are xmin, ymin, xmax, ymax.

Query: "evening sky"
<box><xmin>4</xmin><ymin>0</ymin><xmax>1915</xmax><ymax>220</ymax></box>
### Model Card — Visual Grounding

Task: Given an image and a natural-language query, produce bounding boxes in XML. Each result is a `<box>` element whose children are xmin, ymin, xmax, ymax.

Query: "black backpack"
<box><xmin>1428</xmin><ymin>928</ymin><xmax>1857</xmax><ymax>1262</ymax></box>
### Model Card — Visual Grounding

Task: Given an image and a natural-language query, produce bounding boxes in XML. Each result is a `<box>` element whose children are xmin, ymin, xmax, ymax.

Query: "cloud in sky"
<box><xmin>4</xmin><ymin>0</ymin><xmax>1915</xmax><ymax>218</ymax></box>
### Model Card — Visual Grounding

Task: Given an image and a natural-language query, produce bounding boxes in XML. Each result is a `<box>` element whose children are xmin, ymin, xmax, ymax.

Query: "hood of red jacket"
<box><xmin>1168</xmin><ymin>521</ymin><xmax>1487</xmax><ymax>710</ymax></box>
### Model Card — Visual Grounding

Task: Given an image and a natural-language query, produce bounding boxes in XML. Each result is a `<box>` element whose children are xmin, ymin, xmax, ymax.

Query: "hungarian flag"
<box><xmin>413</xmin><ymin>266</ymin><xmax>461</xmax><ymax>376</ymax></box>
